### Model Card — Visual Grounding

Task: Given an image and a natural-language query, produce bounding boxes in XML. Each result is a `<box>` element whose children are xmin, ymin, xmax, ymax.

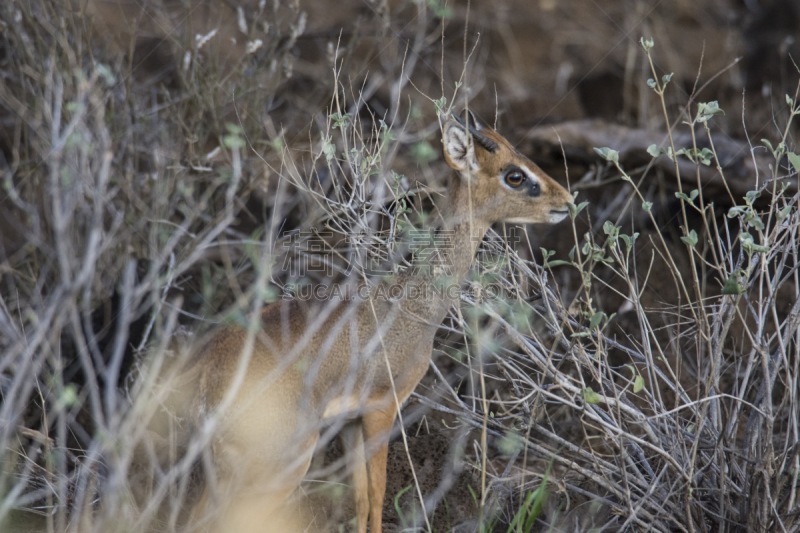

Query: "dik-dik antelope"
<box><xmin>150</xmin><ymin>111</ymin><xmax>571</xmax><ymax>532</ymax></box>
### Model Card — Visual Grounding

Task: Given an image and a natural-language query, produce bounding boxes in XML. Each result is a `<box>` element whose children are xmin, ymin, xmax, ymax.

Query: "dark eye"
<box><xmin>504</xmin><ymin>169</ymin><xmax>526</xmax><ymax>188</ymax></box>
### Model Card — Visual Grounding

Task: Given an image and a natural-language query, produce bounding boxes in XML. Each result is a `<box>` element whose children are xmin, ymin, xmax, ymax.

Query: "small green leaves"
<box><xmin>728</xmin><ymin>190</ymin><xmax>766</xmax><ymax>231</ymax></box>
<box><xmin>696</xmin><ymin>101</ymin><xmax>724</xmax><ymax>123</ymax></box>
<box><xmin>541</xmin><ymin>247</ymin><xmax>571</xmax><ymax>268</ymax></box>
<box><xmin>786</xmin><ymin>93</ymin><xmax>800</xmax><ymax>115</ymax></box>
<box><xmin>59</xmin><ymin>383</ymin><xmax>79</xmax><ymax>409</ymax></box>
<box><xmin>602</xmin><ymin>220</ymin><xmax>620</xmax><ymax>240</ymax></box>
<box><xmin>322</xmin><ymin>138</ymin><xmax>336</xmax><ymax>163</ymax></box>
<box><xmin>569</xmin><ymin>200</ymin><xmax>590</xmax><ymax>220</ymax></box>
<box><xmin>739</xmin><ymin>232</ymin><xmax>769</xmax><ymax>254</ymax></box>
<box><xmin>788</xmin><ymin>152</ymin><xmax>800</xmax><ymax>175</ymax></box>
<box><xmin>745</xmin><ymin>190</ymin><xmax>761</xmax><ymax>205</ymax></box>
<box><xmin>95</xmin><ymin>62</ymin><xmax>117</xmax><ymax>87</ymax></box>
<box><xmin>647</xmin><ymin>144</ymin><xmax>662</xmax><ymax>158</ymax></box>
<box><xmin>223</xmin><ymin>123</ymin><xmax>245</xmax><ymax>150</ymax></box>
<box><xmin>434</xmin><ymin>96</ymin><xmax>448</xmax><ymax>116</ymax></box>
<box><xmin>582</xmin><ymin>232</ymin><xmax>613</xmax><ymax>264</ymax></box>
<box><xmin>588</xmin><ymin>311</ymin><xmax>608</xmax><ymax>330</ymax></box>
<box><xmin>593</xmin><ymin>147</ymin><xmax>619</xmax><ymax>164</ymax></box>
<box><xmin>652</xmin><ymin>145</ymin><xmax>715</xmax><ymax>166</ymax></box>
<box><xmin>508</xmin><ymin>472</ymin><xmax>550</xmax><ymax>531</ymax></box>
<box><xmin>583</xmin><ymin>387</ymin><xmax>602</xmax><ymax>405</ymax></box>
<box><xmin>648</xmin><ymin>73</ymin><xmax>674</xmax><ymax>91</ymax></box>
<box><xmin>721</xmin><ymin>273</ymin><xmax>745</xmax><ymax>295</ymax></box>
<box><xmin>619</xmin><ymin>232</ymin><xmax>639</xmax><ymax>254</ymax></box>
<box><xmin>427</xmin><ymin>0</ymin><xmax>454</xmax><ymax>19</ymax></box>
<box><xmin>410</xmin><ymin>140</ymin><xmax>437</xmax><ymax>163</ymax></box>
<box><xmin>680</xmin><ymin>229</ymin><xmax>698</xmax><ymax>248</ymax></box>
<box><xmin>640</xmin><ymin>36</ymin><xmax>654</xmax><ymax>51</ymax></box>
<box><xmin>679</xmin><ymin>147</ymin><xmax>714</xmax><ymax>166</ymax></box>
<box><xmin>728</xmin><ymin>205</ymin><xmax>764</xmax><ymax>231</ymax></box>
<box><xmin>642</xmin><ymin>200</ymin><xmax>653</xmax><ymax>213</ymax></box>
<box><xmin>497</xmin><ymin>431</ymin><xmax>525</xmax><ymax>456</ymax></box>
<box><xmin>602</xmin><ymin>221</ymin><xmax>639</xmax><ymax>257</ymax></box>
<box><xmin>777</xmin><ymin>203</ymin><xmax>793</xmax><ymax>221</ymax></box>
<box><xmin>762</xmin><ymin>138</ymin><xmax>786</xmax><ymax>160</ymax></box>
<box><xmin>330</xmin><ymin>111</ymin><xmax>350</xmax><ymax>130</ymax></box>
<box><xmin>675</xmin><ymin>189</ymin><xmax>699</xmax><ymax>206</ymax></box>
<box><xmin>624</xmin><ymin>365</ymin><xmax>646</xmax><ymax>393</ymax></box>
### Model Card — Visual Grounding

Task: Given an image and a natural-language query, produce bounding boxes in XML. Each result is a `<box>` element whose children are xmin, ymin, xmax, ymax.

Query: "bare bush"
<box><xmin>1</xmin><ymin>1</ymin><xmax>798</xmax><ymax>532</ymax></box>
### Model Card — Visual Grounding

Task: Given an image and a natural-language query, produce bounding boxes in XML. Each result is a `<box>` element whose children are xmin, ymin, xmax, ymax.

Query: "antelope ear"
<box><xmin>442</xmin><ymin>117</ymin><xmax>478</xmax><ymax>174</ymax></box>
<box><xmin>455</xmin><ymin>109</ymin><xmax>498</xmax><ymax>153</ymax></box>
<box><xmin>464</xmin><ymin>109</ymin><xmax>479</xmax><ymax>131</ymax></box>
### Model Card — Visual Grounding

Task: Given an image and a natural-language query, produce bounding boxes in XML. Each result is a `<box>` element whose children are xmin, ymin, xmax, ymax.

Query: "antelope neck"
<box><xmin>389</xmin><ymin>177</ymin><xmax>491</xmax><ymax>325</ymax></box>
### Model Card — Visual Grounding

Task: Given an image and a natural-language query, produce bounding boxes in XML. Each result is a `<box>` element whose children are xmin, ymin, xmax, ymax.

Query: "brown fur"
<box><xmin>144</xmin><ymin>113</ymin><xmax>571</xmax><ymax>532</ymax></box>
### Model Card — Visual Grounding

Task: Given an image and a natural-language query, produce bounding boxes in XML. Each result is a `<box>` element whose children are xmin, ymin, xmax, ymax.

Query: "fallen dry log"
<box><xmin>525</xmin><ymin>119</ymin><xmax>796</xmax><ymax>197</ymax></box>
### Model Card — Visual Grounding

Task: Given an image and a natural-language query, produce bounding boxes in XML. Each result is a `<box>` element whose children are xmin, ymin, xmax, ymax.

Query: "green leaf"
<box><xmin>568</xmin><ymin>200</ymin><xmax>589</xmax><ymax>220</ymax></box>
<box><xmin>740</xmin><ymin>232</ymin><xmax>769</xmax><ymax>254</ymax></box>
<box><xmin>647</xmin><ymin>144</ymin><xmax>663</xmax><ymax>157</ymax></box>
<box><xmin>60</xmin><ymin>384</ymin><xmax>79</xmax><ymax>409</ymax></box>
<box><xmin>634</xmin><ymin>375</ymin><xmax>645</xmax><ymax>393</ymax></box>
<box><xmin>788</xmin><ymin>152</ymin><xmax>800</xmax><ymax>175</ymax></box>
<box><xmin>223</xmin><ymin>133</ymin><xmax>245</xmax><ymax>150</ymax></box>
<box><xmin>675</xmin><ymin>191</ymin><xmax>695</xmax><ymax>206</ymax></box>
<box><xmin>745</xmin><ymin>190</ymin><xmax>761</xmax><ymax>205</ymax></box>
<box><xmin>681</xmin><ymin>229</ymin><xmax>698</xmax><ymax>248</ymax></box>
<box><xmin>640</xmin><ymin>36</ymin><xmax>654</xmax><ymax>51</ymax></box>
<box><xmin>602</xmin><ymin>221</ymin><xmax>619</xmax><ymax>238</ymax></box>
<box><xmin>721</xmin><ymin>275</ymin><xmax>745</xmax><ymax>295</ymax></box>
<box><xmin>642</xmin><ymin>201</ymin><xmax>653</xmax><ymax>213</ymax></box>
<box><xmin>222</xmin><ymin>123</ymin><xmax>245</xmax><ymax>150</ymax></box>
<box><xmin>95</xmin><ymin>63</ymin><xmax>117</xmax><ymax>86</ymax></box>
<box><xmin>680</xmin><ymin>147</ymin><xmax>714</xmax><ymax>165</ymax></box>
<box><xmin>727</xmin><ymin>205</ymin><xmax>747</xmax><ymax>218</ymax></box>
<box><xmin>696</xmin><ymin>101</ymin><xmax>724</xmax><ymax>123</ymax></box>
<box><xmin>427</xmin><ymin>0</ymin><xmax>454</xmax><ymax>19</ymax></box>
<box><xmin>322</xmin><ymin>139</ymin><xmax>336</xmax><ymax>162</ymax></box>
<box><xmin>619</xmin><ymin>232</ymin><xmax>639</xmax><ymax>253</ymax></box>
<box><xmin>593</xmin><ymin>147</ymin><xmax>619</xmax><ymax>164</ymax></box>
<box><xmin>696</xmin><ymin>148</ymin><xmax>714</xmax><ymax>165</ymax></box>
<box><xmin>497</xmin><ymin>431</ymin><xmax>525</xmax><ymax>456</ymax></box>
<box><xmin>434</xmin><ymin>96</ymin><xmax>448</xmax><ymax>115</ymax></box>
<box><xmin>330</xmin><ymin>112</ymin><xmax>350</xmax><ymax>129</ymax></box>
<box><xmin>583</xmin><ymin>387</ymin><xmax>602</xmax><ymax>404</ymax></box>
<box><xmin>589</xmin><ymin>311</ymin><xmax>606</xmax><ymax>330</ymax></box>
<box><xmin>410</xmin><ymin>140</ymin><xmax>437</xmax><ymax>163</ymax></box>
<box><xmin>662</xmin><ymin>73</ymin><xmax>674</xmax><ymax>86</ymax></box>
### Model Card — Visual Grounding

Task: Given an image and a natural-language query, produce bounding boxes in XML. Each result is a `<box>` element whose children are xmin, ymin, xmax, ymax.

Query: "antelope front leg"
<box><xmin>342</xmin><ymin>421</ymin><xmax>369</xmax><ymax>533</ymax></box>
<box><xmin>362</xmin><ymin>406</ymin><xmax>397</xmax><ymax>533</ymax></box>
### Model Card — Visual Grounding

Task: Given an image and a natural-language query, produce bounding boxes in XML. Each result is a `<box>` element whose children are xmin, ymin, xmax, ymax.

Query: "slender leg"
<box><xmin>361</xmin><ymin>406</ymin><xmax>397</xmax><ymax>533</ymax></box>
<box><xmin>342</xmin><ymin>421</ymin><xmax>369</xmax><ymax>533</ymax></box>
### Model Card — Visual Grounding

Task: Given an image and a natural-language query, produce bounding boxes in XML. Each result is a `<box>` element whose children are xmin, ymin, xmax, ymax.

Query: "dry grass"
<box><xmin>1</xmin><ymin>1</ymin><xmax>798</xmax><ymax>532</ymax></box>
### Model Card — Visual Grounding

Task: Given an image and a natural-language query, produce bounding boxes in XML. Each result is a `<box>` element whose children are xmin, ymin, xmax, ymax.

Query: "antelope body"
<box><xmin>155</xmin><ymin>112</ymin><xmax>571</xmax><ymax>532</ymax></box>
